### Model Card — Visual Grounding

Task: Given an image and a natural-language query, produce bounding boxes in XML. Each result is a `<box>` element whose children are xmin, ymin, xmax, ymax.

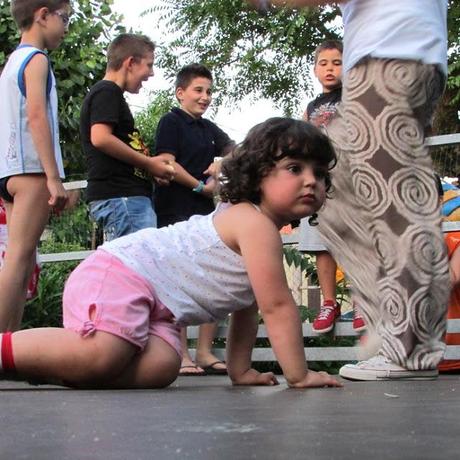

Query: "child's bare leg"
<box><xmin>106</xmin><ymin>335</ymin><xmax>181</xmax><ymax>389</ymax></box>
<box><xmin>0</xmin><ymin>175</ymin><xmax>50</xmax><ymax>331</ymax></box>
<box><xmin>316</xmin><ymin>251</ymin><xmax>338</xmax><ymax>302</ymax></box>
<box><xmin>11</xmin><ymin>328</ymin><xmax>136</xmax><ymax>386</ymax></box>
<box><xmin>179</xmin><ymin>326</ymin><xmax>204</xmax><ymax>374</ymax></box>
<box><xmin>196</xmin><ymin>322</ymin><xmax>226</xmax><ymax>371</ymax></box>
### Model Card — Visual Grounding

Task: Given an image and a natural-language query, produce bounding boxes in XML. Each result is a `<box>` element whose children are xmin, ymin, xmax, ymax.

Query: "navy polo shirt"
<box><xmin>154</xmin><ymin>107</ymin><xmax>233</xmax><ymax>225</ymax></box>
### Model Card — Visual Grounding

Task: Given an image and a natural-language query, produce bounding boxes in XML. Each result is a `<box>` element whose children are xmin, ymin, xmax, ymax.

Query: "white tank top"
<box><xmin>340</xmin><ymin>0</ymin><xmax>448</xmax><ymax>75</ymax></box>
<box><xmin>101</xmin><ymin>209</ymin><xmax>256</xmax><ymax>326</ymax></box>
<box><xmin>0</xmin><ymin>45</ymin><xmax>64</xmax><ymax>179</ymax></box>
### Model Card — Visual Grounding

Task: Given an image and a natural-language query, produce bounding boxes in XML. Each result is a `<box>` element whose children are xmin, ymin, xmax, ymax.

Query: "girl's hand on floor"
<box><xmin>231</xmin><ymin>368</ymin><xmax>279</xmax><ymax>386</ymax></box>
<box><xmin>288</xmin><ymin>370</ymin><xmax>343</xmax><ymax>389</ymax></box>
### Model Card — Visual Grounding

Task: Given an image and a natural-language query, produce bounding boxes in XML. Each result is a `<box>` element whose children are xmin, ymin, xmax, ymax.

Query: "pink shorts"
<box><xmin>63</xmin><ymin>250</ymin><xmax>181</xmax><ymax>357</ymax></box>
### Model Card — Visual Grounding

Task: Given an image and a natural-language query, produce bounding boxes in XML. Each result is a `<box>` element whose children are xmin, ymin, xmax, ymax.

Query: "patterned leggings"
<box><xmin>318</xmin><ymin>58</ymin><xmax>449</xmax><ymax>370</ymax></box>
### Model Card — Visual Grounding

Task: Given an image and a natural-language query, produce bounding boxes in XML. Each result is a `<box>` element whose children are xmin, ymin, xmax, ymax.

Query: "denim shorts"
<box><xmin>89</xmin><ymin>196</ymin><xmax>157</xmax><ymax>242</ymax></box>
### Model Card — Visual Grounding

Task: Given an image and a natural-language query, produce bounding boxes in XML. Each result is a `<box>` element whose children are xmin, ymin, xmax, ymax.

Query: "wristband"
<box><xmin>192</xmin><ymin>180</ymin><xmax>205</xmax><ymax>193</ymax></box>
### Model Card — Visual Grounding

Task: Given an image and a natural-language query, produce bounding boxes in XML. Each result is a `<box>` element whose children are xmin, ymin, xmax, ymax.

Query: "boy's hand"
<box><xmin>203</xmin><ymin>159</ymin><xmax>222</xmax><ymax>179</ymax></box>
<box><xmin>231</xmin><ymin>368</ymin><xmax>279</xmax><ymax>386</ymax></box>
<box><xmin>154</xmin><ymin>177</ymin><xmax>172</xmax><ymax>186</ymax></box>
<box><xmin>147</xmin><ymin>154</ymin><xmax>176</xmax><ymax>181</ymax></box>
<box><xmin>47</xmin><ymin>178</ymin><xmax>68</xmax><ymax>212</ymax></box>
<box><xmin>288</xmin><ymin>370</ymin><xmax>343</xmax><ymax>389</ymax></box>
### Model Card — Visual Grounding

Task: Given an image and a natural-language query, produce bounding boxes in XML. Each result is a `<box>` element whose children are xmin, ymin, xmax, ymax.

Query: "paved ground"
<box><xmin>1</xmin><ymin>375</ymin><xmax>459</xmax><ymax>460</ymax></box>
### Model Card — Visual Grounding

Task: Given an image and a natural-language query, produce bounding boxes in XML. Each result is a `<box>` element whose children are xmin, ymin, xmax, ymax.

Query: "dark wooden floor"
<box><xmin>1</xmin><ymin>375</ymin><xmax>459</xmax><ymax>459</ymax></box>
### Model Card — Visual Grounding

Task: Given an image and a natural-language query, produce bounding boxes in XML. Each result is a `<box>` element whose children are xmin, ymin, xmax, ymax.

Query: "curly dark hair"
<box><xmin>219</xmin><ymin>117</ymin><xmax>336</xmax><ymax>207</ymax></box>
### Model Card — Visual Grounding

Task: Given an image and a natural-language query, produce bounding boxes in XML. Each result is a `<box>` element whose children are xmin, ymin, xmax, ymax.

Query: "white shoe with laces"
<box><xmin>339</xmin><ymin>355</ymin><xmax>438</xmax><ymax>381</ymax></box>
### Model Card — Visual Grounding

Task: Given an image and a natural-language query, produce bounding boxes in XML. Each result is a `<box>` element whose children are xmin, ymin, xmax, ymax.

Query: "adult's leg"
<box><xmin>0</xmin><ymin>175</ymin><xmax>50</xmax><ymax>331</ymax></box>
<box><xmin>321</xmin><ymin>59</ymin><xmax>449</xmax><ymax>370</ymax></box>
<box><xmin>179</xmin><ymin>326</ymin><xmax>204</xmax><ymax>375</ymax></box>
<box><xmin>196</xmin><ymin>322</ymin><xmax>227</xmax><ymax>372</ymax></box>
<box><xmin>319</xmin><ymin>111</ymin><xmax>381</xmax><ymax>329</ymax></box>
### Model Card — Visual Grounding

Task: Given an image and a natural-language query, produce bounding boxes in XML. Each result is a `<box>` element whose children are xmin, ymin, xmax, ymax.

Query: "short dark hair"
<box><xmin>11</xmin><ymin>0</ymin><xmax>70</xmax><ymax>30</ymax></box>
<box><xmin>175</xmin><ymin>63</ymin><xmax>213</xmax><ymax>90</ymax></box>
<box><xmin>219</xmin><ymin>117</ymin><xmax>336</xmax><ymax>206</ymax></box>
<box><xmin>107</xmin><ymin>33</ymin><xmax>155</xmax><ymax>71</ymax></box>
<box><xmin>314</xmin><ymin>40</ymin><xmax>343</xmax><ymax>64</ymax></box>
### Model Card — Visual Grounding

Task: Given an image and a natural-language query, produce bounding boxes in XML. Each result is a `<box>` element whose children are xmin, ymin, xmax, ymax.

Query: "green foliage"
<box><xmin>146</xmin><ymin>0</ymin><xmax>459</xmax><ymax>120</ymax></box>
<box><xmin>47</xmin><ymin>200</ymin><xmax>93</xmax><ymax>248</ymax></box>
<box><xmin>145</xmin><ymin>0</ymin><xmax>341</xmax><ymax>114</ymax></box>
<box><xmin>283</xmin><ymin>244</ymin><xmax>317</xmax><ymax>284</ymax></box>
<box><xmin>134</xmin><ymin>89</ymin><xmax>176</xmax><ymax>151</ymax></box>
<box><xmin>0</xmin><ymin>0</ymin><xmax>125</xmax><ymax>178</ymax></box>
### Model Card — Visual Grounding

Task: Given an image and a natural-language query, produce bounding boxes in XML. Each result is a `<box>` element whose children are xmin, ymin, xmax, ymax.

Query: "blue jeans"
<box><xmin>89</xmin><ymin>196</ymin><xmax>157</xmax><ymax>242</ymax></box>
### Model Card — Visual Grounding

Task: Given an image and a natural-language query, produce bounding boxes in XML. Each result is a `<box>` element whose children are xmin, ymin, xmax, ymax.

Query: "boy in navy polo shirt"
<box><xmin>155</xmin><ymin>63</ymin><xmax>234</xmax><ymax>376</ymax></box>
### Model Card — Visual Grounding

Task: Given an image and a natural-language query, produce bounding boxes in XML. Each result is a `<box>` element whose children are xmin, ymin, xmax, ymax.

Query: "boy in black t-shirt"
<box><xmin>80</xmin><ymin>34</ymin><xmax>175</xmax><ymax>241</ymax></box>
<box><xmin>299</xmin><ymin>40</ymin><xmax>365</xmax><ymax>334</ymax></box>
<box><xmin>303</xmin><ymin>40</ymin><xmax>342</xmax><ymax>127</ymax></box>
<box><xmin>155</xmin><ymin>63</ymin><xmax>234</xmax><ymax>376</ymax></box>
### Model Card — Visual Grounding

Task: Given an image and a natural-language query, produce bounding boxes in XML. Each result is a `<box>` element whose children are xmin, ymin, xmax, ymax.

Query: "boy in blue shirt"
<box><xmin>0</xmin><ymin>0</ymin><xmax>70</xmax><ymax>331</ymax></box>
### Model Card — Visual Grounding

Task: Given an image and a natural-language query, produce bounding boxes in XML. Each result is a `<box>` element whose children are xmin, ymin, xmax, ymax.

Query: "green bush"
<box><xmin>47</xmin><ymin>200</ymin><xmax>93</xmax><ymax>249</ymax></box>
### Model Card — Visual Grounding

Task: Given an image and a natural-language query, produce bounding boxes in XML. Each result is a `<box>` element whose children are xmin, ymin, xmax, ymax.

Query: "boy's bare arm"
<box><xmin>156</xmin><ymin>153</ymin><xmax>215</xmax><ymax>198</ymax></box>
<box><xmin>24</xmin><ymin>54</ymin><xmax>67</xmax><ymax>210</ymax></box>
<box><xmin>91</xmin><ymin>124</ymin><xmax>175</xmax><ymax>179</ymax></box>
<box><xmin>227</xmin><ymin>304</ymin><xmax>278</xmax><ymax>386</ymax></box>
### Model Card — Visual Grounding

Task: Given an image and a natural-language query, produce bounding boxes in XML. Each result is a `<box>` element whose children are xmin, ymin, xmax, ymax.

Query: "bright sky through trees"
<box><xmin>112</xmin><ymin>0</ymin><xmax>321</xmax><ymax>141</ymax></box>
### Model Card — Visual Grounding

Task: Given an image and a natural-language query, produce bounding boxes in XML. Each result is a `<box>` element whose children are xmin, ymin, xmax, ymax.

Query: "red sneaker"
<box><xmin>312</xmin><ymin>300</ymin><xmax>340</xmax><ymax>333</ymax></box>
<box><xmin>353</xmin><ymin>304</ymin><xmax>366</xmax><ymax>332</ymax></box>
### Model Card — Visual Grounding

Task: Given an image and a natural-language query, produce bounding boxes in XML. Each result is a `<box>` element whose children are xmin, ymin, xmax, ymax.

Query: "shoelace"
<box><xmin>357</xmin><ymin>355</ymin><xmax>389</xmax><ymax>367</ymax></box>
<box><xmin>316</xmin><ymin>305</ymin><xmax>337</xmax><ymax>320</ymax></box>
<box><xmin>353</xmin><ymin>304</ymin><xmax>363</xmax><ymax>319</ymax></box>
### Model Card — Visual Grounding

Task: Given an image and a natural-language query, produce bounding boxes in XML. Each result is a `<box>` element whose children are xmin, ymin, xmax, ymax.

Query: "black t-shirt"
<box><xmin>154</xmin><ymin>107</ymin><xmax>233</xmax><ymax>224</ymax></box>
<box><xmin>80</xmin><ymin>80</ymin><xmax>153</xmax><ymax>202</ymax></box>
<box><xmin>306</xmin><ymin>87</ymin><xmax>342</xmax><ymax>128</ymax></box>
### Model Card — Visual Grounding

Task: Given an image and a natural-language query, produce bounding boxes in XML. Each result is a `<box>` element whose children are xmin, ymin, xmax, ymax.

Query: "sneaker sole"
<box><xmin>352</xmin><ymin>324</ymin><xmax>367</xmax><ymax>333</ymax></box>
<box><xmin>339</xmin><ymin>367</ymin><xmax>438</xmax><ymax>381</ymax></box>
<box><xmin>312</xmin><ymin>323</ymin><xmax>335</xmax><ymax>334</ymax></box>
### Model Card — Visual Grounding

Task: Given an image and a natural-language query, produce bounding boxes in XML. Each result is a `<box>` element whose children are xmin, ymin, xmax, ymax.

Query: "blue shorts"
<box><xmin>0</xmin><ymin>177</ymin><xmax>13</xmax><ymax>203</ymax></box>
<box><xmin>89</xmin><ymin>196</ymin><xmax>157</xmax><ymax>241</ymax></box>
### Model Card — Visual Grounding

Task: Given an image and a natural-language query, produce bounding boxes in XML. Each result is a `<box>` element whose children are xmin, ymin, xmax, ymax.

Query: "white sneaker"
<box><xmin>339</xmin><ymin>355</ymin><xmax>438</xmax><ymax>381</ymax></box>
